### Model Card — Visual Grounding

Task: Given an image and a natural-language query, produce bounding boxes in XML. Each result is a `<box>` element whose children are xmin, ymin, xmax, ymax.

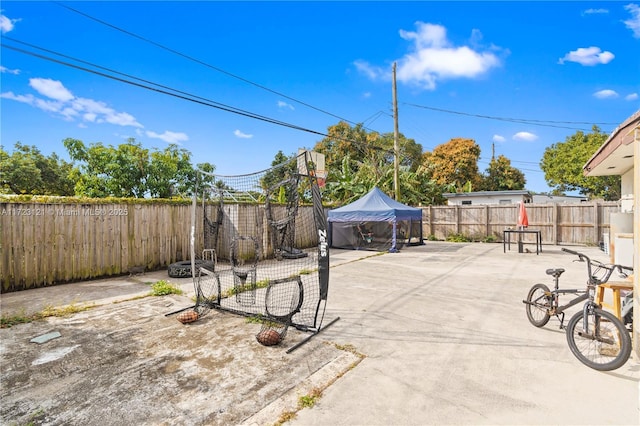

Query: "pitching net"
<box><xmin>189</xmin><ymin>151</ymin><xmax>330</xmax><ymax>336</ymax></box>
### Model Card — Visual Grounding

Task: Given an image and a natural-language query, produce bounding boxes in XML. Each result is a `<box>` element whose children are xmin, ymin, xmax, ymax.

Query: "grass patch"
<box><xmin>298</xmin><ymin>387</ymin><xmax>323</xmax><ymax>409</ymax></box>
<box><xmin>483</xmin><ymin>234</ymin><xmax>498</xmax><ymax>243</ymax></box>
<box><xmin>245</xmin><ymin>314</ymin><xmax>281</xmax><ymax>328</ymax></box>
<box><xmin>223</xmin><ymin>279</ymin><xmax>269</xmax><ymax>298</ymax></box>
<box><xmin>445</xmin><ymin>233</ymin><xmax>470</xmax><ymax>243</ymax></box>
<box><xmin>1</xmin><ymin>303</ymin><xmax>94</xmax><ymax>328</ymax></box>
<box><xmin>0</xmin><ymin>310</ymin><xmax>34</xmax><ymax>328</ymax></box>
<box><xmin>274</xmin><ymin>410</ymin><xmax>297</xmax><ymax>425</ymax></box>
<box><xmin>150</xmin><ymin>280</ymin><xmax>183</xmax><ymax>296</ymax></box>
<box><xmin>271</xmin><ymin>342</ymin><xmax>366</xmax><ymax>425</ymax></box>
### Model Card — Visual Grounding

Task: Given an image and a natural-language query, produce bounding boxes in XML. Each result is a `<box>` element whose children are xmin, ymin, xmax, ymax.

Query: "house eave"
<box><xmin>583</xmin><ymin>110</ymin><xmax>640</xmax><ymax>177</ymax></box>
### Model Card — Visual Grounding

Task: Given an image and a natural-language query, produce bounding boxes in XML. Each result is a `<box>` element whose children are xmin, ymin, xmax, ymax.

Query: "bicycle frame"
<box><xmin>525</xmin><ymin>247</ymin><xmax>633</xmax><ymax>370</ymax></box>
<box><xmin>553</xmin><ymin>290</ymin><xmax>589</xmax><ymax>317</ymax></box>
<box><xmin>560</xmin><ymin>248</ymin><xmax>630</xmax><ymax>336</ymax></box>
<box><xmin>531</xmin><ymin>269</ymin><xmax>588</xmax><ymax>328</ymax></box>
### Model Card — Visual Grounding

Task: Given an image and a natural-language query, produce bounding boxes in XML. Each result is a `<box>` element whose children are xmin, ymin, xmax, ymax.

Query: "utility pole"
<box><xmin>392</xmin><ymin>62</ymin><xmax>400</xmax><ymax>201</ymax></box>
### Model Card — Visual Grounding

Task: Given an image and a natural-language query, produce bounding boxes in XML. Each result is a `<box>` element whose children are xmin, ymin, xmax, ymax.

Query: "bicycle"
<box><xmin>524</xmin><ymin>247</ymin><xmax>633</xmax><ymax>371</ymax></box>
<box><xmin>523</xmin><ymin>260</ymin><xmax>587</xmax><ymax>330</ymax></box>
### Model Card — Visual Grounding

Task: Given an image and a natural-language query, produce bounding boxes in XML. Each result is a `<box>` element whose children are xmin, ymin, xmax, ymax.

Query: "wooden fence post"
<box><xmin>485</xmin><ymin>205</ymin><xmax>490</xmax><ymax>238</ymax></box>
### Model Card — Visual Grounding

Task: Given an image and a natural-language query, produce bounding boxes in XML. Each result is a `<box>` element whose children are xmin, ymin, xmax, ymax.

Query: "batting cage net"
<box><xmin>185</xmin><ymin>151</ymin><xmax>330</xmax><ymax>341</ymax></box>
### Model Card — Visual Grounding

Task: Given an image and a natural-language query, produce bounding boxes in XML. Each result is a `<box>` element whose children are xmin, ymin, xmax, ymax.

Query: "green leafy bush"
<box><xmin>445</xmin><ymin>233</ymin><xmax>470</xmax><ymax>243</ymax></box>
<box><xmin>150</xmin><ymin>280</ymin><xmax>183</xmax><ymax>296</ymax></box>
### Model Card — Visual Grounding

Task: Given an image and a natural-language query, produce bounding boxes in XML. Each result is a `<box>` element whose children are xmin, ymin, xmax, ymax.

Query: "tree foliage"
<box><xmin>314</xmin><ymin>122</ymin><xmax>421</xmax><ymax>174</ymax></box>
<box><xmin>63</xmin><ymin>138</ymin><xmax>215</xmax><ymax>198</ymax></box>
<box><xmin>480</xmin><ymin>155</ymin><xmax>526</xmax><ymax>191</ymax></box>
<box><xmin>540</xmin><ymin>126</ymin><xmax>620</xmax><ymax>200</ymax></box>
<box><xmin>313</xmin><ymin>121</ymin><xmax>423</xmax><ymax>203</ymax></box>
<box><xmin>260</xmin><ymin>150</ymin><xmax>297</xmax><ymax>192</ymax></box>
<box><xmin>0</xmin><ymin>143</ymin><xmax>75</xmax><ymax>195</ymax></box>
<box><xmin>421</xmin><ymin>138</ymin><xmax>482</xmax><ymax>191</ymax></box>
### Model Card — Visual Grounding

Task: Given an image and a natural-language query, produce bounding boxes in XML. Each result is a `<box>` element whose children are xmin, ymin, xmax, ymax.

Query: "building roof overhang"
<box><xmin>583</xmin><ymin>110</ymin><xmax>640</xmax><ymax>177</ymax></box>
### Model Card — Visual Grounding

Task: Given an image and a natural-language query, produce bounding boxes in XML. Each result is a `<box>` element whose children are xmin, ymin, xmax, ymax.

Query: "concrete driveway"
<box><xmin>1</xmin><ymin>242</ymin><xmax>638</xmax><ymax>425</ymax></box>
<box><xmin>290</xmin><ymin>242</ymin><xmax>639</xmax><ymax>425</ymax></box>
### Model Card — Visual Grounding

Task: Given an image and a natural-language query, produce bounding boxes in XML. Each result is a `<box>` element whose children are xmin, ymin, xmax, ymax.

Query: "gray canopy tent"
<box><xmin>327</xmin><ymin>187</ymin><xmax>423</xmax><ymax>252</ymax></box>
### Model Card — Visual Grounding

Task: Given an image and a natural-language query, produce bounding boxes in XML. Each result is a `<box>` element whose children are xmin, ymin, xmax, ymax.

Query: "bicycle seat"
<box><xmin>546</xmin><ymin>268</ymin><xmax>565</xmax><ymax>278</ymax></box>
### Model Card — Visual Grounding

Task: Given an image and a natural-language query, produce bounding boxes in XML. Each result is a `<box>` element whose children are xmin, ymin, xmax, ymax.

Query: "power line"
<box><xmin>52</xmin><ymin>0</ymin><xmax>370</xmax><ymax>131</ymax></box>
<box><xmin>2</xmin><ymin>42</ymin><xmax>324</xmax><ymax>134</ymax></box>
<box><xmin>1</xmin><ymin>38</ymin><xmax>395</xmax><ymax>156</ymax></box>
<box><xmin>403</xmin><ymin>102</ymin><xmax>616</xmax><ymax>131</ymax></box>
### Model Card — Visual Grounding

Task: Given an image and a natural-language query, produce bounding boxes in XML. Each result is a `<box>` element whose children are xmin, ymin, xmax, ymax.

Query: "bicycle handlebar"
<box><xmin>561</xmin><ymin>247</ymin><xmax>633</xmax><ymax>284</ymax></box>
<box><xmin>561</xmin><ymin>247</ymin><xmax>588</xmax><ymax>261</ymax></box>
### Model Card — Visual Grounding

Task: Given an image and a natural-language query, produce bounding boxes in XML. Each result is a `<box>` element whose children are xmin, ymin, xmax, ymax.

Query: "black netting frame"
<box><xmin>190</xmin><ymin>152</ymin><xmax>330</xmax><ymax>337</ymax></box>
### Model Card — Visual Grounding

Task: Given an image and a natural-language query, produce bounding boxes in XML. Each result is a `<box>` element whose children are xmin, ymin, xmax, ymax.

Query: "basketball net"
<box><xmin>315</xmin><ymin>170</ymin><xmax>327</xmax><ymax>188</ymax></box>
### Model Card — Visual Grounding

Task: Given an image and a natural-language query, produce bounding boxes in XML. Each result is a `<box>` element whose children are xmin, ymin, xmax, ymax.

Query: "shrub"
<box><xmin>445</xmin><ymin>233</ymin><xmax>470</xmax><ymax>243</ymax></box>
<box><xmin>150</xmin><ymin>280</ymin><xmax>183</xmax><ymax>296</ymax></box>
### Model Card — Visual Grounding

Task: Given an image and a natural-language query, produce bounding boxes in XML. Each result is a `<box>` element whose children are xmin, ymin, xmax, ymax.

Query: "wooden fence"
<box><xmin>1</xmin><ymin>201</ymin><xmax>620</xmax><ymax>292</ymax></box>
<box><xmin>420</xmin><ymin>201</ymin><xmax>620</xmax><ymax>245</ymax></box>
<box><xmin>1</xmin><ymin>203</ymin><xmax>193</xmax><ymax>292</ymax></box>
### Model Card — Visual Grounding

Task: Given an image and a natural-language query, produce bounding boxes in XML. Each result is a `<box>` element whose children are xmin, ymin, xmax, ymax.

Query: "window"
<box><xmin>461</xmin><ymin>200</ymin><xmax>472</xmax><ymax>205</ymax></box>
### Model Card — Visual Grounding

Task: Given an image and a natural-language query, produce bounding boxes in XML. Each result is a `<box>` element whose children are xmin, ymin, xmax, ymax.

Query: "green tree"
<box><xmin>64</xmin><ymin>137</ymin><xmax>214</xmax><ymax>198</ymax></box>
<box><xmin>540</xmin><ymin>126</ymin><xmax>620</xmax><ymax>200</ymax></box>
<box><xmin>313</xmin><ymin>121</ymin><xmax>422</xmax><ymax>202</ymax></box>
<box><xmin>260</xmin><ymin>150</ymin><xmax>297</xmax><ymax>192</ymax></box>
<box><xmin>147</xmin><ymin>144</ymin><xmax>199</xmax><ymax>198</ymax></box>
<box><xmin>421</xmin><ymin>138</ymin><xmax>482</xmax><ymax>192</ymax></box>
<box><xmin>0</xmin><ymin>142</ymin><xmax>75</xmax><ymax>195</ymax></box>
<box><xmin>322</xmin><ymin>155</ymin><xmax>375</xmax><ymax>204</ymax></box>
<box><xmin>480</xmin><ymin>155</ymin><xmax>526</xmax><ymax>191</ymax></box>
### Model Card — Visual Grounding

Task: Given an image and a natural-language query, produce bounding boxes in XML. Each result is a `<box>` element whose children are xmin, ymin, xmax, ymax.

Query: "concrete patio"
<box><xmin>1</xmin><ymin>242</ymin><xmax>638</xmax><ymax>425</ymax></box>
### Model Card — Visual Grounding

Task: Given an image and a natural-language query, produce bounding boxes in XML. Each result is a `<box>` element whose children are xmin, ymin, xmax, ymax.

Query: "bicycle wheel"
<box><xmin>565</xmin><ymin>307</ymin><xmax>631</xmax><ymax>371</ymax></box>
<box><xmin>525</xmin><ymin>283</ymin><xmax>552</xmax><ymax>327</ymax></box>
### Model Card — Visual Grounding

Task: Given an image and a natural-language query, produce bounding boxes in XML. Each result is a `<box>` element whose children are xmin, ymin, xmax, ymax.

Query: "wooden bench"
<box><xmin>595</xmin><ymin>282</ymin><xmax>633</xmax><ymax>321</ymax></box>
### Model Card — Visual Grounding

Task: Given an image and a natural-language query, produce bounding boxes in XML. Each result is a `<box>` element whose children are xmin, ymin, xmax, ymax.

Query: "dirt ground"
<box><xmin>0</xmin><ymin>293</ymin><xmax>355</xmax><ymax>426</ymax></box>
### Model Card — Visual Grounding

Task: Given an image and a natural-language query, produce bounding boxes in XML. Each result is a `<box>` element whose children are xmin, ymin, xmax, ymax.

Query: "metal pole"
<box><xmin>392</xmin><ymin>62</ymin><xmax>400</xmax><ymax>201</ymax></box>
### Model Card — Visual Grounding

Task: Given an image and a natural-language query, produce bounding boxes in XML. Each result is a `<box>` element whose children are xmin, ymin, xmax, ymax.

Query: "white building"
<box><xmin>443</xmin><ymin>190</ymin><xmax>531</xmax><ymax>206</ymax></box>
<box><xmin>583</xmin><ymin>109</ymin><xmax>639</xmax><ymax>357</ymax></box>
<box><xmin>531</xmin><ymin>194</ymin><xmax>588</xmax><ymax>204</ymax></box>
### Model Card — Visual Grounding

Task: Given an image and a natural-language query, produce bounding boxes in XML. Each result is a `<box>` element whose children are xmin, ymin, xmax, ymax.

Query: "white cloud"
<box><xmin>593</xmin><ymin>89</ymin><xmax>619</xmax><ymax>99</ymax></box>
<box><xmin>33</xmin><ymin>98</ymin><xmax>65</xmax><ymax>114</ymax></box>
<box><xmin>583</xmin><ymin>8</ymin><xmax>608</xmax><ymax>15</ymax></box>
<box><xmin>355</xmin><ymin>22</ymin><xmax>502</xmax><ymax>90</ymax></box>
<box><xmin>513</xmin><ymin>132</ymin><xmax>538</xmax><ymax>142</ymax></box>
<box><xmin>492</xmin><ymin>134</ymin><xmax>506</xmax><ymax>143</ymax></box>
<box><xmin>234</xmin><ymin>129</ymin><xmax>253</xmax><ymax>139</ymax></box>
<box><xmin>0</xmin><ymin>91</ymin><xmax>35</xmax><ymax>105</ymax></box>
<box><xmin>624</xmin><ymin>3</ymin><xmax>640</xmax><ymax>38</ymax></box>
<box><xmin>104</xmin><ymin>111</ymin><xmax>142</xmax><ymax>127</ymax></box>
<box><xmin>72</xmin><ymin>97</ymin><xmax>142</xmax><ymax>127</ymax></box>
<box><xmin>558</xmin><ymin>46</ymin><xmax>614</xmax><ymax>66</ymax></box>
<box><xmin>30</xmin><ymin>78</ymin><xmax>74</xmax><ymax>102</ymax></box>
<box><xmin>0</xmin><ymin>13</ymin><xmax>17</xmax><ymax>33</ymax></box>
<box><xmin>353</xmin><ymin>60</ymin><xmax>386</xmax><ymax>80</ymax></box>
<box><xmin>146</xmin><ymin>130</ymin><xmax>189</xmax><ymax>144</ymax></box>
<box><xmin>0</xmin><ymin>66</ymin><xmax>20</xmax><ymax>75</ymax></box>
<box><xmin>396</xmin><ymin>22</ymin><xmax>502</xmax><ymax>90</ymax></box>
<box><xmin>2</xmin><ymin>78</ymin><xmax>143</xmax><ymax>128</ymax></box>
<box><xmin>625</xmin><ymin>92</ymin><xmax>639</xmax><ymax>101</ymax></box>
<box><xmin>277</xmin><ymin>100</ymin><xmax>294</xmax><ymax>110</ymax></box>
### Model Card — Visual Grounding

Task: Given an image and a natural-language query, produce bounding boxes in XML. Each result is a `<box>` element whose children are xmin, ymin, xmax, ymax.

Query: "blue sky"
<box><xmin>1</xmin><ymin>1</ymin><xmax>639</xmax><ymax>194</ymax></box>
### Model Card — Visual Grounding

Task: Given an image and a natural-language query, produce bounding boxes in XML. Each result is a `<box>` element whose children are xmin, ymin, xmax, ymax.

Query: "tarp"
<box><xmin>327</xmin><ymin>187</ymin><xmax>422</xmax><ymax>223</ymax></box>
<box><xmin>327</xmin><ymin>187</ymin><xmax>423</xmax><ymax>252</ymax></box>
